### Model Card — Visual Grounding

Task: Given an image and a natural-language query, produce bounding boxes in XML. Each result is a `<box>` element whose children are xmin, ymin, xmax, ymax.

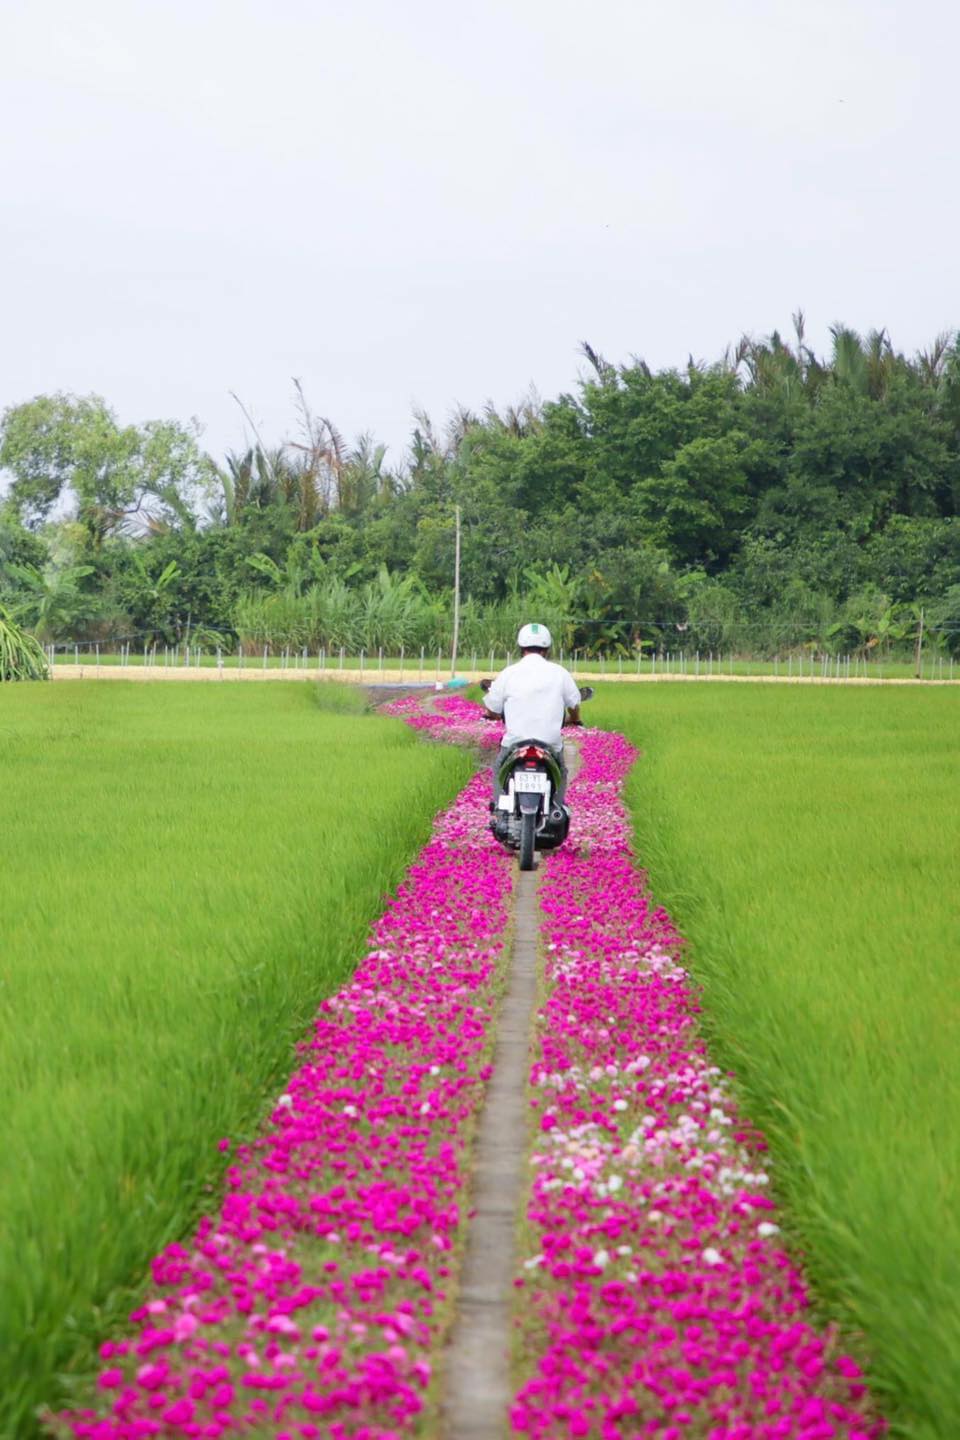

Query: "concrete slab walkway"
<box><xmin>442</xmin><ymin>739</ymin><xmax>580</xmax><ymax>1439</ymax></box>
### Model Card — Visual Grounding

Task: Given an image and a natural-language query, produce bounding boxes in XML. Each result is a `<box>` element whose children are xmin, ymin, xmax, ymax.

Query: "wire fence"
<box><xmin>43</xmin><ymin>641</ymin><xmax>959</xmax><ymax>683</ymax></box>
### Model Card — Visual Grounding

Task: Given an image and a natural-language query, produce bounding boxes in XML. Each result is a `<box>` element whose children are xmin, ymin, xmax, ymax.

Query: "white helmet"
<box><xmin>517</xmin><ymin>621</ymin><xmax>552</xmax><ymax>650</ymax></box>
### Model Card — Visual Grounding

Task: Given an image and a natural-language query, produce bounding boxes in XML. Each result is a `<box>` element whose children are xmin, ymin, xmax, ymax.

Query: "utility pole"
<box><xmin>451</xmin><ymin>504</ymin><xmax>461</xmax><ymax>677</ymax></box>
<box><xmin>914</xmin><ymin>605</ymin><xmax>925</xmax><ymax>679</ymax></box>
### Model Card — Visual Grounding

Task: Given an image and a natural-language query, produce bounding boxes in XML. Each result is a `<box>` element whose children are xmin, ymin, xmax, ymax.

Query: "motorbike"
<box><xmin>480</xmin><ymin>681</ymin><xmax>593</xmax><ymax>870</ymax></box>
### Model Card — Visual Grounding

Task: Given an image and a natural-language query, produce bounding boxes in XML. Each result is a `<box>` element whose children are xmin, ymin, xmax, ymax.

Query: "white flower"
<box><xmin>612</xmin><ymin>1099</ymin><xmax>628</xmax><ymax>1112</ymax></box>
<box><xmin>607</xmin><ymin>1175</ymin><xmax>623</xmax><ymax>1192</ymax></box>
<box><xmin>277</xmin><ymin>1094</ymin><xmax>293</xmax><ymax>1109</ymax></box>
<box><xmin>592</xmin><ymin>1249</ymin><xmax>610</xmax><ymax>1269</ymax></box>
<box><xmin>343</xmin><ymin>1104</ymin><xmax>357</xmax><ymax>1117</ymax></box>
<box><xmin>757</xmin><ymin>1221</ymin><xmax>781</xmax><ymax>1238</ymax></box>
<box><xmin>701</xmin><ymin>1246</ymin><xmax>723</xmax><ymax>1266</ymax></box>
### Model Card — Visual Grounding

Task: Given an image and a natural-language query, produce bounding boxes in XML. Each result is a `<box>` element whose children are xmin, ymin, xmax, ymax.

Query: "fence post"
<box><xmin>435</xmin><ymin>648</ymin><xmax>441</xmax><ymax>680</ymax></box>
<box><xmin>339</xmin><ymin>647</ymin><xmax>344</xmax><ymax>671</ymax></box>
<box><xmin>378</xmin><ymin>647</ymin><xmax>383</xmax><ymax>675</ymax></box>
<box><xmin>360</xmin><ymin>650</ymin><xmax>365</xmax><ymax>679</ymax></box>
<box><xmin>420</xmin><ymin>647</ymin><xmax>425</xmax><ymax>681</ymax></box>
<box><xmin>263</xmin><ymin>646</ymin><xmax>268</xmax><ymax>674</ymax></box>
<box><xmin>399</xmin><ymin>646</ymin><xmax>404</xmax><ymax>681</ymax></box>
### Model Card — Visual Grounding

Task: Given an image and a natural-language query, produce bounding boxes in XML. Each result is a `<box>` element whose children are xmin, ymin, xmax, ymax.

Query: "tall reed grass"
<box><xmin>232</xmin><ymin>571</ymin><xmax>573</xmax><ymax>657</ymax></box>
<box><xmin>594</xmin><ymin>683</ymin><xmax>960</xmax><ymax>1439</ymax></box>
<box><xmin>0</xmin><ymin>682</ymin><xmax>472</xmax><ymax>1437</ymax></box>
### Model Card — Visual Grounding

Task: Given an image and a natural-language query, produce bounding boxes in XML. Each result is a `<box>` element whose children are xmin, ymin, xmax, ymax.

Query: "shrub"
<box><xmin>0</xmin><ymin>607</ymin><xmax>49</xmax><ymax>681</ymax></box>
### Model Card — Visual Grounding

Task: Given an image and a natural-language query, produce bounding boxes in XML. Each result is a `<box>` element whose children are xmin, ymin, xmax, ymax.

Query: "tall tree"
<box><xmin>0</xmin><ymin>394</ymin><xmax>210</xmax><ymax>546</ymax></box>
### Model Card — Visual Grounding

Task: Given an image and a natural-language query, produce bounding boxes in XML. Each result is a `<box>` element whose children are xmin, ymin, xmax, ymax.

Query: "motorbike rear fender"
<box><xmin>497</xmin><ymin>742</ymin><xmax>563</xmax><ymax>793</ymax></box>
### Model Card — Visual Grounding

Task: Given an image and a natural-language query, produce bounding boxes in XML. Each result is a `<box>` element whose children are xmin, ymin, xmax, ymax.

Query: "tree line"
<box><xmin>2</xmin><ymin>316</ymin><xmax>960</xmax><ymax>659</ymax></box>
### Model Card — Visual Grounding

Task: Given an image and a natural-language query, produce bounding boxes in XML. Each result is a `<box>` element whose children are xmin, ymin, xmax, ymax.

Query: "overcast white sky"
<box><xmin>2</xmin><ymin>0</ymin><xmax>957</xmax><ymax>470</ymax></box>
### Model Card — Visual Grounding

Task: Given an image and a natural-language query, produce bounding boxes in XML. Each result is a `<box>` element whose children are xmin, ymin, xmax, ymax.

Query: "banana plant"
<box><xmin>7</xmin><ymin>562</ymin><xmax>95</xmax><ymax>642</ymax></box>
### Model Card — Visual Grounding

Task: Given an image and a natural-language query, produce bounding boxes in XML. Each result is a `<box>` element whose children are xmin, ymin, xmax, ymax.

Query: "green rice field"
<box><xmin>593</xmin><ymin>683</ymin><xmax>960</xmax><ymax>1440</ymax></box>
<box><xmin>0</xmin><ymin>682</ymin><xmax>472</xmax><ymax>1437</ymax></box>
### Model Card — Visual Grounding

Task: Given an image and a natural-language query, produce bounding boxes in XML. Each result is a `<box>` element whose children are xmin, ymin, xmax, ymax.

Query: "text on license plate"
<box><xmin>513</xmin><ymin>772</ymin><xmax>550</xmax><ymax>793</ymax></box>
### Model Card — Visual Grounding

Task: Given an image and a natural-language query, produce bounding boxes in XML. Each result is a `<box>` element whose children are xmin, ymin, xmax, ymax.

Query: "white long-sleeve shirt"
<box><xmin>485</xmin><ymin>653</ymin><xmax>581</xmax><ymax>748</ymax></box>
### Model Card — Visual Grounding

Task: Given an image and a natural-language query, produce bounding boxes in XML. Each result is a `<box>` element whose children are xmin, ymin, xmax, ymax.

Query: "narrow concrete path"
<box><xmin>442</xmin><ymin>740</ymin><xmax>579</xmax><ymax>1440</ymax></box>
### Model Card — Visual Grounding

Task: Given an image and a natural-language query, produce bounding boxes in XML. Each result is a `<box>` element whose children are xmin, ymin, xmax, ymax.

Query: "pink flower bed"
<box><xmin>511</xmin><ymin>728</ymin><xmax>882</xmax><ymax>1439</ymax></box>
<box><xmin>381</xmin><ymin>691</ymin><xmax>502</xmax><ymax>750</ymax></box>
<box><xmin>54</xmin><ymin>760</ymin><xmax>512</xmax><ymax>1439</ymax></box>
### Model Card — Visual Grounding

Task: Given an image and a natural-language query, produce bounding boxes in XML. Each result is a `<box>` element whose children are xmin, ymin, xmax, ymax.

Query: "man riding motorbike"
<box><xmin>481</xmin><ymin>623</ymin><xmax>582</xmax><ymax>833</ymax></box>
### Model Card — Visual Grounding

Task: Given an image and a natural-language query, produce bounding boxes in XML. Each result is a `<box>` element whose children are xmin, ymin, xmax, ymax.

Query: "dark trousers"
<box><xmin>493</xmin><ymin>743</ymin><xmax>568</xmax><ymax>806</ymax></box>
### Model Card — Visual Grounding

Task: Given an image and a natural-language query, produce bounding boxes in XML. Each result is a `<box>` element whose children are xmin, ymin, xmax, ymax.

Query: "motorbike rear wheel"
<box><xmin>519</xmin><ymin>810</ymin><xmax>537</xmax><ymax>871</ymax></box>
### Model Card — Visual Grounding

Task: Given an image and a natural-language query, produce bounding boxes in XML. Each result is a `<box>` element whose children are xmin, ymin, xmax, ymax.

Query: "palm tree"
<box><xmin>916</xmin><ymin>332</ymin><xmax>954</xmax><ymax>389</ymax></box>
<box><xmin>579</xmin><ymin>340</ymin><xmax>617</xmax><ymax>385</ymax></box>
<box><xmin>340</xmin><ymin>434</ymin><xmax>389</xmax><ymax>515</ymax></box>
<box><xmin>216</xmin><ymin>447</ymin><xmax>283</xmax><ymax>524</ymax></box>
<box><xmin>829</xmin><ymin>324</ymin><xmax>883</xmax><ymax>396</ymax></box>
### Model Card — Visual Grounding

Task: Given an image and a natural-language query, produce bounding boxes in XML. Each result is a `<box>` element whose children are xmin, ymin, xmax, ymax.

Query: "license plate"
<box><xmin>513</xmin><ymin>772</ymin><xmax>550</xmax><ymax>793</ymax></box>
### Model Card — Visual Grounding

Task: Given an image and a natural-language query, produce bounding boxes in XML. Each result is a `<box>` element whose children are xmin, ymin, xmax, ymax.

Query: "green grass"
<box><xmin>0</xmin><ymin>682</ymin><xmax>472</xmax><ymax>1439</ymax></box>
<box><xmin>591</xmin><ymin>682</ymin><xmax>960</xmax><ymax>1439</ymax></box>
